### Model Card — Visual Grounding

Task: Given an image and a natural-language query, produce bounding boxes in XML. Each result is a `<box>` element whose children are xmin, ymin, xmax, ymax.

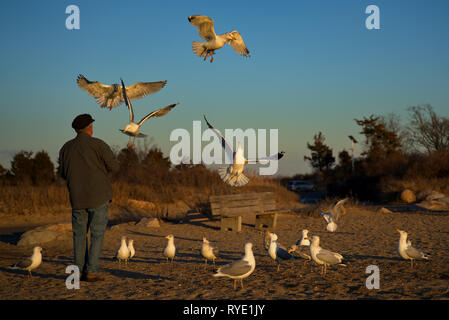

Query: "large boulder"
<box><xmin>17</xmin><ymin>223</ymin><xmax>72</xmax><ymax>247</ymax></box>
<box><xmin>127</xmin><ymin>199</ymin><xmax>157</xmax><ymax>212</ymax></box>
<box><xmin>136</xmin><ymin>217</ymin><xmax>160</xmax><ymax>228</ymax></box>
<box><xmin>17</xmin><ymin>230</ymin><xmax>71</xmax><ymax>247</ymax></box>
<box><xmin>400</xmin><ymin>189</ymin><xmax>416</xmax><ymax>204</ymax></box>
<box><xmin>160</xmin><ymin>201</ymin><xmax>191</xmax><ymax>221</ymax></box>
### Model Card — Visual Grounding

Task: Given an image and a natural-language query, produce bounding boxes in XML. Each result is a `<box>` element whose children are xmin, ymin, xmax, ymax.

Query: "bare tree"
<box><xmin>406</xmin><ymin>104</ymin><xmax>449</xmax><ymax>153</ymax></box>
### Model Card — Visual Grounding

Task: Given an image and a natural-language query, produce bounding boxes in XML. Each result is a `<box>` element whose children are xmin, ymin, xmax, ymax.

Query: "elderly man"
<box><xmin>58</xmin><ymin>114</ymin><xmax>119</xmax><ymax>282</ymax></box>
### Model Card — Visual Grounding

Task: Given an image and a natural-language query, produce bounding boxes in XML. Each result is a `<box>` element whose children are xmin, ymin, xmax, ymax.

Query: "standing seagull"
<box><xmin>164</xmin><ymin>234</ymin><xmax>176</xmax><ymax>263</ymax></box>
<box><xmin>120</xmin><ymin>78</ymin><xmax>179</xmax><ymax>149</ymax></box>
<box><xmin>201</xmin><ymin>237</ymin><xmax>219</xmax><ymax>267</ymax></box>
<box><xmin>127</xmin><ymin>239</ymin><xmax>135</xmax><ymax>261</ymax></box>
<box><xmin>267</xmin><ymin>233</ymin><xmax>295</xmax><ymax>271</ymax></box>
<box><xmin>288</xmin><ymin>229</ymin><xmax>312</xmax><ymax>262</ymax></box>
<box><xmin>115</xmin><ymin>236</ymin><xmax>130</xmax><ymax>267</ymax></box>
<box><xmin>321</xmin><ymin>198</ymin><xmax>348</xmax><ymax>232</ymax></box>
<box><xmin>188</xmin><ymin>15</ymin><xmax>250</xmax><ymax>63</ymax></box>
<box><xmin>213</xmin><ymin>242</ymin><xmax>256</xmax><ymax>290</ymax></box>
<box><xmin>203</xmin><ymin>115</ymin><xmax>285</xmax><ymax>186</ymax></box>
<box><xmin>397</xmin><ymin>229</ymin><xmax>429</xmax><ymax>268</ymax></box>
<box><xmin>77</xmin><ymin>74</ymin><xmax>167</xmax><ymax>110</ymax></box>
<box><xmin>310</xmin><ymin>236</ymin><xmax>345</xmax><ymax>276</ymax></box>
<box><xmin>10</xmin><ymin>246</ymin><xmax>42</xmax><ymax>278</ymax></box>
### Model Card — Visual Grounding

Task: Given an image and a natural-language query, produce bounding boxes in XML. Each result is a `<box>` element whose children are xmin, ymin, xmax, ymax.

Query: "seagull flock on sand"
<box><xmin>10</xmin><ymin>210</ymin><xmax>431</xmax><ymax>289</ymax></box>
<box><xmin>8</xmin><ymin>15</ymin><xmax>432</xmax><ymax>292</ymax></box>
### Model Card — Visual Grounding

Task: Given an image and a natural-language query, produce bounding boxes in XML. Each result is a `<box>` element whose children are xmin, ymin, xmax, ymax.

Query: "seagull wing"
<box><xmin>125</xmin><ymin>80</ymin><xmax>167</xmax><ymax>101</ymax></box>
<box><xmin>13</xmin><ymin>257</ymin><xmax>33</xmax><ymax>269</ymax></box>
<box><xmin>246</xmin><ymin>152</ymin><xmax>285</xmax><ymax>164</ymax></box>
<box><xmin>188</xmin><ymin>15</ymin><xmax>216</xmax><ymax>41</ymax></box>
<box><xmin>227</xmin><ymin>31</ymin><xmax>250</xmax><ymax>57</ymax></box>
<box><xmin>321</xmin><ymin>212</ymin><xmax>332</xmax><ymax>224</ymax></box>
<box><xmin>332</xmin><ymin>198</ymin><xmax>348</xmax><ymax>221</ymax></box>
<box><xmin>137</xmin><ymin>103</ymin><xmax>179</xmax><ymax>126</ymax></box>
<box><xmin>218</xmin><ymin>259</ymin><xmax>252</xmax><ymax>276</ymax></box>
<box><xmin>405</xmin><ymin>246</ymin><xmax>427</xmax><ymax>259</ymax></box>
<box><xmin>77</xmin><ymin>74</ymin><xmax>116</xmax><ymax>104</ymax></box>
<box><xmin>203</xmin><ymin>115</ymin><xmax>234</xmax><ymax>162</ymax></box>
<box><xmin>276</xmin><ymin>246</ymin><xmax>295</xmax><ymax>261</ymax></box>
<box><xmin>121</xmin><ymin>79</ymin><xmax>134</xmax><ymax>123</ymax></box>
<box><xmin>316</xmin><ymin>249</ymin><xmax>343</xmax><ymax>264</ymax></box>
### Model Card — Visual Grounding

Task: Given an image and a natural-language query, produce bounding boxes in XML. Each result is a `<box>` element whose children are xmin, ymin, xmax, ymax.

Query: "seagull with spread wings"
<box><xmin>188</xmin><ymin>15</ymin><xmax>250</xmax><ymax>63</ymax></box>
<box><xmin>77</xmin><ymin>74</ymin><xmax>167</xmax><ymax>110</ymax></box>
<box><xmin>120</xmin><ymin>78</ymin><xmax>179</xmax><ymax>149</ymax></box>
<box><xmin>203</xmin><ymin>115</ymin><xmax>285</xmax><ymax>187</ymax></box>
<box><xmin>321</xmin><ymin>198</ymin><xmax>348</xmax><ymax>232</ymax></box>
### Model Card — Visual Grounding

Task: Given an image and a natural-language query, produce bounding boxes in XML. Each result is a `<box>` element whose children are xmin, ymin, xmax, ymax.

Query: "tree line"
<box><xmin>302</xmin><ymin>104</ymin><xmax>449</xmax><ymax>200</ymax></box>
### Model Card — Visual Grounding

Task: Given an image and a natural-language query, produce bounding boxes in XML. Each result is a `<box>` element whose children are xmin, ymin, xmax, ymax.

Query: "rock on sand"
<box><xmin>400</xmin><ymin>189</ymin><xmax>416</xmax><ymax>204</ymax></box>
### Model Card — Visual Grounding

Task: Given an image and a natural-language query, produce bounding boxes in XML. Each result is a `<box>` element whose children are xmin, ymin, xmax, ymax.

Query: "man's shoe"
<box><xmin>80</xmin><ymin>272</ymin><xmax>105</xmax><ymax>282</ymax></box>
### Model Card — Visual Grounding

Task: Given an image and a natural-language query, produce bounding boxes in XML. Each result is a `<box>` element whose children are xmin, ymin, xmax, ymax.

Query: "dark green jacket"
<box><xmin>58</xmin><ymin>133</ymin><xmax>119</xmax><ymax>209</ymax></box>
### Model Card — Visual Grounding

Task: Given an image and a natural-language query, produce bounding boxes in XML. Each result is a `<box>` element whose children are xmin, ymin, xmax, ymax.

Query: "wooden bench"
<box><xmin>209</xmin><ymin>192</ymin><xmax>280</xmax><ymax>232</ymax></box>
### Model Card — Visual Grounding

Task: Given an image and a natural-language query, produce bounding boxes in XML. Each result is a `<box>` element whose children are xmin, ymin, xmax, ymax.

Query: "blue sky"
<box><xmin>0</xmin><ymin>0</ymin><xmax>448</xmax><ymax>176</ymax></box>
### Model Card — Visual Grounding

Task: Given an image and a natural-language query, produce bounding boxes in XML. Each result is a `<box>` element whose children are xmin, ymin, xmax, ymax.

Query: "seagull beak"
<box><xmin>396</xmin><ymin>229</ymin><xmax>401</xmax><ymax>233</ymax></box>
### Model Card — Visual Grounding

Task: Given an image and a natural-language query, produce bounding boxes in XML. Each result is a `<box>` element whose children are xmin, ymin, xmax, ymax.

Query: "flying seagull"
<box><xmin>310</xmin><ymin>236</ymin><xmax>346</xmax><ymax>276</ymax></box>
<box><xmin>77</xmin><ymin>74</ymin><xmax>167</xmax><ymax>110</ymax></box>
<box><xmin>213</xmin><ymin>242</ymin><xmax>255</xmax><ymax>290</ymax></box>
<box><xmin>164</xmin><ymin>234</ymin><xmax>176</xmax><ymax>263</ymax></box>
<box><xmin>267</xmin><ymin>233</ymin><xmax>295</xmax><ymax>271</ymax></box>
<box><xmin>397</xmin><ymin>229</ymin><xmax>429</xmax><ymax>268</ymax></box>
<box><xmin>201</xmin><ymin>237</ymin><xmax>219</xmax><ymax>267</ymax></box>
<box><xmin>321</xmin><ymin>198</ymin><xmax>348</xmax><ymax>232</ymax></box>
<box><xmin>188</xmin><ymin>15</ymin><xmax>250</xmax><ymax>63</ymax></box>
<box><xmin>10</xmin><ymin>246</ymin><xmax>42</xmax><ymax>278</ymax></box>
<box><xmin>120</xmin><ymin>78</ymin><xmax>179</xmax><ymax>149</ymax></box>
<box><xmin>203</xmin><ymin>115</ymin><xmax>285</xmax><ymax>187</ymax></box>
<box><xmin>115</xmin><ymin>236</ymin><xmax>130</xmax><ymax>267</ymax></box>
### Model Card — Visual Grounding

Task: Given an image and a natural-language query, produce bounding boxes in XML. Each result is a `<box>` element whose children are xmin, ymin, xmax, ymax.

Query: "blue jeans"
<box><xmin>72</xmin><ymin>202</ymin><xmax>109</xmax><ymax>274</ymax></box>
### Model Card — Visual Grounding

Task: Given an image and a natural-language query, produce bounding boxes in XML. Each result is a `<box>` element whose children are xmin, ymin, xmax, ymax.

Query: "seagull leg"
<box><xmin>210</xmin><ymin>56</ymin><xmax>214</xmax><ymax>63</ymax></box>
<box><xmin>131</xmin><ymin>137</ymin><xmax>136</xmax><ymax>149</ymax></box>
<box><xmin>240</xmin><ymin>279</ymin><xmax>244</xmax><ymax>289</ymax></box>
<box><xmin>127</xmin><ymin>137</ymin><xmax>131</xmax><ymax>148</ymax></box>
<box><xmin>203</xmin><ymin>50</ymin><xmax>209</xmax><ymax>61</ymax></box>
<box><xmin>277</xmin><ymin>264</ymin><xmax>280</xmax><ymax>272</ymax></box>
<box><xmin>233</xmin><ymin>280</ymin><xmax>237</xmax><ymax>290</ymax></box>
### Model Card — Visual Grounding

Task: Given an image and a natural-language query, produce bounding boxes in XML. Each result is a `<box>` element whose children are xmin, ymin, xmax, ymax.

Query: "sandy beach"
<box><xmin>1</xmin><ymin>205</ymin><xmax>448</xmax><ymax>300</ymax></box>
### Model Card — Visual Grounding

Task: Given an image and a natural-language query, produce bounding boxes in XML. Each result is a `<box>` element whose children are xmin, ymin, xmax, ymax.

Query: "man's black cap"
<box><xmin>72</xmin><ymin>114</ymin><xmax>95</xmax><ymax>130</ymax></box>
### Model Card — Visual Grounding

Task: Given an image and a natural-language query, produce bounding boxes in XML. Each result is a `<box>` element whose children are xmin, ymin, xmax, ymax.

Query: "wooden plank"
<box><xmin>210</xmin><ymin>192</ymin><xmax>274</xmax><ymax>202</ymax></box>
<box><xmin>212</xmin><ymin>204</ymin><xmax>277</xmax><ymax>217</ymax></box>
<box><xmin>211</xmin><ymin>199</ymin><xmax>275</xmax><ymax>210</ymax></box>
<box><xmin>209</xmin><ymin>192</ymin><xmax>278</xmax><ymax>217</ymax></box>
